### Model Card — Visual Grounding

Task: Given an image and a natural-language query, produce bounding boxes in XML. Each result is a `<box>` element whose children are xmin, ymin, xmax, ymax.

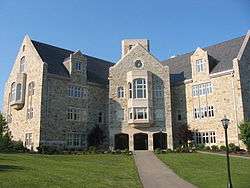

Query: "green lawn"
<box><xmin>0</xmin><ymin>153</ymin><xmax>141</xmax><ymax>188</ymax></box>
<box><xmin>158</xmin><ymin>153</ymin><xmax>250</xmax><ymax>188</ymax></box>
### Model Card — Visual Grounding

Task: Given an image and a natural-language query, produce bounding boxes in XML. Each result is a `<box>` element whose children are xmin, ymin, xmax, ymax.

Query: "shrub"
<box><xmin>238</xmin><ymin>122</ymin><xmax>250</xmax><ymax>152</ymax></box>
<box><xmin>37</xmin><ymin>145</ymin><xmax>63</xmax><ymax>155</ymax></box>
<box><xmin>228</xmin><ymin>143</ymin><xmax>236</xmax><ymax>152</ymax></box>
<box><xmin>220</xmin><ymin>145</ymin><xmax>227</xmax><ymax>151</ymax></box>
<box><xmin>196</xmin><ymin>143</ymin><xmax>205</xmax><ymax>150</ymax></box>
<box><xmin>204</xmin><ymin>146</ymin><xmax>211</xmax><ymax>151</ymax></box>
<box><xmin>154</xmin><ymin>148</ymin><xmax>162</xmax><ymax>154</ymax></box>
<box><xmin>211</xmin><ymin>145</ymin><xmax>219</xmax><ymax>152</ymax></box>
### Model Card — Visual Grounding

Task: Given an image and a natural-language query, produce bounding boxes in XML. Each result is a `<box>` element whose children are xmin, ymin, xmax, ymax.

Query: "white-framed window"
<box><xmin>128</xmin><ymin>82</ymin><xmax>132</xmax><ymax>98</ymax></box>
<box><xmin>117</xmin><ymin>87</ymin><xmax>124</xmax><ymax>98</ymax></box>
<box><xmin>192</xmin><ymin>82</ymin><xmax>213</xmax><ymax>97</ymax></box>
<box><xmin>10</xmin><ymin>82</ymin><xmax>16</xmax><ymax>102</ymax></box>
<box><xmin>68</xmin><ymin>85</ymin><xmax>87</xmax><ymax>98</ymax></box>
<box><xmin>194</xmin><ymin>131</ymin><xmax>216</xmax><ymax>144</ymax></box>
<box><xmin>20</xmin><ymin>56</ymin><xmax>25</xmax><ymax>73</ymax></box>
<box><xmin>75</xmin><ymin>62</ymin><xmax>81</xmax><ymax>71</ymax></box>
<box><xmin>67</xmin><ymin>107</ymin><xmax>83</xmax><ymax>121</ymax></box>
<box><xmin>196</xmin><ymin>59</ymin><xmax>204</xmax><ymax>72</ymax></box>
<box><xmin>154</xmin><ymin>109</ymin><xmax>164</xmax><ymax>121</ymax></box>
<box><xmin>25</xmin><ymin>133</ymin><xmax>32</xmax><ymax>147</ymax></box>
<box><xmin>134</xmin><ymin>107</ymin><xmax>147</xmax><ymax>120</ymax></box>
<box><xmin>194</xmin><ymin>105</ymin><xmax>214</xmax><ymax>119</ymax></box>
<box><xmin>67</xmin><ymin>132</ymin><xmax>81</xmax><ymax>147</ymax></box>
<box><xmin>133</xmin><ymin>78</ymin><xmax>146</xmax><ymax>98</ymax></box>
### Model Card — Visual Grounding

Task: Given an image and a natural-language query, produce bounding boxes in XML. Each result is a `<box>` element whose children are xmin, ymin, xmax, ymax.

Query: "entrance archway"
<box><xmin>153</xmin><ymin>132</ymin><xmax>167</xmax><ymax>150</ymax></box>
<box><xmin>114</xmin><ymin>133</ymin><xmax>129</xmax><ymax>150</ymax></box>
<box><xmin>134</xmin><ymin>133</ymin><xmax>148</xmax><ymax>150</ymax></box>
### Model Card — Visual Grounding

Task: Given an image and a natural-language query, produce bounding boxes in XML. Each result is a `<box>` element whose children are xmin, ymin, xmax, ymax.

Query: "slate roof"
<box><xmin>31</xmin><ymin>40</ymin><xmax>114</xmax><ymax>85</ymax></box>
<box><xmin>161</xmin><ymin>35</ymin><xmax>246</xmax><ymax>85</ymax></box>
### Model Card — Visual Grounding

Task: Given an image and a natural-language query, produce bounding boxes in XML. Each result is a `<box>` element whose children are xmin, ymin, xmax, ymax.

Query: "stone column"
<box><xmin>148</xmin><ymin>133</ymin><xmax>154</xmax><ymax>151</ymax></box>
<box><xmin>129</xmin><ymin>134</ymin><xmax>134</xmax><ymax>151</ymax></box>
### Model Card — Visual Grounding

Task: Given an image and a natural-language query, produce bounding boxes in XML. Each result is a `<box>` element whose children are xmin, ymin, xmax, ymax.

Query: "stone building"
<box><xmin>2</xmin><ymin>31</ymin><xmax>250</xmax><ymax>151</ymax></box>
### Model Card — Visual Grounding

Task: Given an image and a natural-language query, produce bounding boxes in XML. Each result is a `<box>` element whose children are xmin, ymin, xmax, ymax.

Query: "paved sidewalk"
<box><xmin>198</xmin><ymin>151</ymin><xmax>250</xmax><ymax>159</ymax></box>
<box><xmin>134</xmin><ymin>151</ymin><xmax>196</xmax><ymax>188</ymax></box>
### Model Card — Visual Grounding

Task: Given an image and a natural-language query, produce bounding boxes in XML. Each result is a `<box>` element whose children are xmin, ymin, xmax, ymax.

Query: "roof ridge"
<box><xmin>163</xmin><ymin>35</ymin><xmax>245</xmax><ymax>62</ymax></box>
<box><xmin>31</xmin><ymin>40</ymin><xmax>74</xmax><ymax>53</ymax></box>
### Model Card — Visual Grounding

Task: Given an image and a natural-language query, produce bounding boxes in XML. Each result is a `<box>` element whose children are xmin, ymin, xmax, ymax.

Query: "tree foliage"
<box><xmin>87</xmin><ymin>125</ymin><xmax>105</xmax><ymax>148</ymax></box>
<box><xmin>238</xmin><ymin>121</ymin><xmax>250</xmax><ymax>151</ymax></box>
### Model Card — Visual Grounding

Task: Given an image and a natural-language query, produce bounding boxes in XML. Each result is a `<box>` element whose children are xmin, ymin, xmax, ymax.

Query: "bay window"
<box><xmin>133</xmin><ymin>78</ymin><xmax>146</xmax><ymax>98</ymax></box>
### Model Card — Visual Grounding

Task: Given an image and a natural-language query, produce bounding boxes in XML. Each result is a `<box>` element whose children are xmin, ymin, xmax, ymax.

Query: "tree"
<box><xmin>87</xmin><ymin>125</ymin><xmax>105</xmax><ymax>148</ymax></box>
<box><xmin>0</xmin><ymin>112</ymin><xmax>12</xmax><ymax>150</ymax></box>
<box><xmin>238</xmin><ymin>121</ymin><xmax>250</xmax><ymax>152</ymax></box>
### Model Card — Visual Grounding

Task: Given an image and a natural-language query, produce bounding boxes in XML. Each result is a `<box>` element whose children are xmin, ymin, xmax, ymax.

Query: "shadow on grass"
<box><xmin>0</xmin><ymin>165</ymin><xmax>24</xmax><ymax>172</ymax></box>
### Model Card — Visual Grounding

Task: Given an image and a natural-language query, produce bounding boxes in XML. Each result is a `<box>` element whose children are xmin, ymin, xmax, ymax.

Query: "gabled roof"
<box><xmin>31</xmin><ymin>40</ymin><xmax>114</xmax><ymax>84</ymax></box>
<box><xmin>161</xmin><ymin>35</ymin><xmax>246</xmax><ymax>84</ymax></box>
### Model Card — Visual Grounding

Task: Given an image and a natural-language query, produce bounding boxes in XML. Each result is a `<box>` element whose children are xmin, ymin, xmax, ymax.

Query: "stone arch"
<box><xmin>153</xmin><ymin>132</ymin><xmax>167</xmax><ymax>150</ymax></box>
<box><xmin>114</xmin><ymin>133</ymin><xmax>129</xmax><ymax>150</ymax></box>
<box><xmin>134</xmin><ymin>133</ymin><xmax>148</xmax><ymax>150</ymax></box>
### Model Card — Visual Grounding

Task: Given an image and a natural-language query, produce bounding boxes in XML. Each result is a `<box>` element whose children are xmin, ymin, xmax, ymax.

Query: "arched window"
<box><xmin>10</xmin><ymin>82</ymin><xmax>16</xmax><ymax>102</ymax></box>
<box><xmin>20</xmin><ymin>56</ymin><xmax>25</xmax><ymax>73</ymax></box>
<box><xmin>117</xmin><ymin>87</ymin><xmax>124</xmax><ymax>98</ymax></box>
<box><xmin>133</xmin><ymin>78</ymin><xmax>146</xmax><ymax>98</ymax></box>
<box><xmin>128</xmin><ymin>82</ymin><xmax>132</xmax><ymax>98</ymax></box>
<box><xmin>28</xmin><ymin>82</ymin><xmax>35</xmax><ymax>96</ymax></box>
<box><xmin>16</xmin><ymin>83</ymin><xmax>22</xmax><ymax>101</ymax></box>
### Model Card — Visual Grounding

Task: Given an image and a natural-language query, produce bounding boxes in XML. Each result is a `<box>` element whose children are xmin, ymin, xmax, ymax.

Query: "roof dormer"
<box><xmin>190</xmin><ymin>47</ymin><xmax>209</xmax><ymax>82</ymax></box>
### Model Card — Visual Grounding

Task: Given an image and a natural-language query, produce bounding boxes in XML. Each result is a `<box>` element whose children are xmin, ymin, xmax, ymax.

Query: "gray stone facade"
<box><xmin>2</xmin><ymin>31</ymin><xmax>250</xmax><ymax>151</ymax></box>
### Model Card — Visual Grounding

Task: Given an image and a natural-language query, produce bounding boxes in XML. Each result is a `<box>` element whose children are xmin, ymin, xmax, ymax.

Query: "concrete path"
<box><xmin>134</xmin><ymin>151</ymin><xmax>196</xmax><ymax>188</ymax></box>
<box><xmin>198</xmin><ymin>151</ymin><xmax>250</xmax><ymax>159</ymax></box>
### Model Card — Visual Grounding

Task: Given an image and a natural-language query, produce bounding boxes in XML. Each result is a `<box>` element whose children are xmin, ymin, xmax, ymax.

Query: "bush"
<box><xmin>229</xmin><ymin>143</ymin><xmax>236</xmax><ymax>152</ymax></box>
<box><xmin>174</xmin><ymin>145</ymin><xmax>195</xmax><ymax>153</ymax></box>
<box><xmin>204</xmin><ymin>146</ymin><xmax>211</xmax><ymax>151</ymax></box>
<box><xmin>37</xmin><ymin>145</ymin><xmax>63</xmax><ymax>155</ymax></box>
<box><xmin>154</xmin><ymin>148</ymin><xmax>162</xmax><ymax>154</ymax></box>
<box><xmin>220</xmin><ymin>145</ymin><xmax>227</xmax><ymax>151</ymax></box>
<box><xmin>238</xmin><ymin>122</ymin><xmax>250</xmax><ymax>152</ymax></box>
<box><xmin>196</xmin><ymin>143</ymin><xmax>205</xmax><ymax>150</ymax></box>
<box><xmin>211</xmin><ymin>145</ymin><xmax>219</xmax><ymax>152</ymax></box>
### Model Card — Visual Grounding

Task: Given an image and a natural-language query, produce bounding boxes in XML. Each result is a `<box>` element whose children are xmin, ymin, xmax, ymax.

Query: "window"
<box><xmin>194</xmin><ymin>105</ymin><xmax>214</xmax><ymax>119</ymax></box>
<box><xmin>75</xmin><ymin>62</ymin><xmax>81</xmax><ymax>71</ymax></box>
<box><xmin>116</xmin><ymin>109</ymin><xmax>124</xmax><ymax>121</ymax></box>
<box><xmin>129</xmin><ymin>45</ymin><xmax>134</xmax><ymax>50</ymax></box>
<box><xmin>28</xmin><ymin>82</ymin><xmax>35</xmax><ymax>96</ymax></box>
<box><xmin>27</xmin><ymin>108</ymin><xmax>33</xmax><ymax>119</ymax></box>
<box><xmin>128</xmin><ymin>108</ymin><xmax>133</xmax><ymax>120</ymax></box>
<box><xmin>192</xmin><ymin>82</ymin><xmax>213</xmax><ymax>97</ymax></box>
<box><xmin>25</xmin><ymin>133</ymin><xmax>32</xmax><ymax>147</ymax></box>
<box><xmin>134</xmin><ymin>108</ymin><xmax>147</xmax><ymax>120</ymax></box>
<box><xmin>128</xmin><ymin>82</ymin><xmax>132</xmax><ymax>98</ymax></box>
<box><xmin>98</xmin><ymin>112</ymin><xmax>104</xmax><ymax>123</ymax></box>
<box><xmin>177</xmin><ymin>110</ymin><xmax>182</xmax><ymax>121</ymax></box>
<box><xmin>154</xmin><ymin>109</ymin><xmax>164</xmax><ymax>121</ymax></box>
<box><xmin>194</xmin><ymin>131</ymin><xmax>216</xmax><ymax>144</ymax></box>
<box><xmin>20</xmin><ymin>56</ymin><xmax>25</xmax><ymax>73</ymax></box>
<box><xmin>196</xmin><ymin>59</ymin><xmax>204</xmax><ymax>72</ymax></box>
<box><xmin>117</xmin><ymin>87</ymin><xmax>124</xmax><ymax>98</ymax></box>
<box><xmin>133</xmin><ymin>78</ymin><xmax>146</xmax><ymax>98</ymax></box>
<box><xmin>22</xmin><ymin>45</ymin><xmax>25</xmax><ymax>52</ymax></box>
<box><xmin>68</xmin><ymin>85</ymin><xmax>87</xmax><ymax>98</ymax></box>
<box><xmin>67</xmin><ymin>107</ymin><xmax>83</xmax><ymax>121</ymax></box>
<box><xmin>153</xmin><ymin>85</ymin><xmax>163</xmax><ymax>98</ymax></box>
<box><xmin>67</xmin><ymin>133</ymin><xmax>81</xmax><ymax>147</ymax></box>
<box><xmin>10</xmin><ymin>82</ymin><xmax>16</xmax><ymax>102</ymax></box>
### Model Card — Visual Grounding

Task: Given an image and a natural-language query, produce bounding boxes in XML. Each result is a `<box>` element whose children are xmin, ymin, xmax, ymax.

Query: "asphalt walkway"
<box><xmin>134</xmin><ymin>151</ymin><xmax>196</xmax><ymax>188</ymax></box>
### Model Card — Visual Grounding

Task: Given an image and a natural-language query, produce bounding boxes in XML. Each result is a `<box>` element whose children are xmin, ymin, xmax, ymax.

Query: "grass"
<box><xmin>157</xmin><ymin>153</ymin><xmax>250</xmax><ymax>188</ymax></box>
<box><xmin>0</xmin><ymin>153</ymin><xmax>141</xmax><ymax>188</ymax></box>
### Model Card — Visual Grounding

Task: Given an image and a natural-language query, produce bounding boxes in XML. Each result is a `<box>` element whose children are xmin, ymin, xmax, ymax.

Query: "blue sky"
<box><xmin>0</xmin><ymin>0</ymin><xmax>249</xmax><ymax>109</ymax></box>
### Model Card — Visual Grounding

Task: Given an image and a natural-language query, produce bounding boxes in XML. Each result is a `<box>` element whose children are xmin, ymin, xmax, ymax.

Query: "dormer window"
<box><xmin>196</xmin><ymin>59</ymin><xmax>204</xmax><ymax>72</ymax></box>
<box><xmin>75</xmin><ymin>62</ymin><xmax>81</xmax><ymax>71</ymax></box>
<box><xmin>20</xmin><ymin>56</ymin><xmax>25</xmax><ymax>73</ymax></box>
